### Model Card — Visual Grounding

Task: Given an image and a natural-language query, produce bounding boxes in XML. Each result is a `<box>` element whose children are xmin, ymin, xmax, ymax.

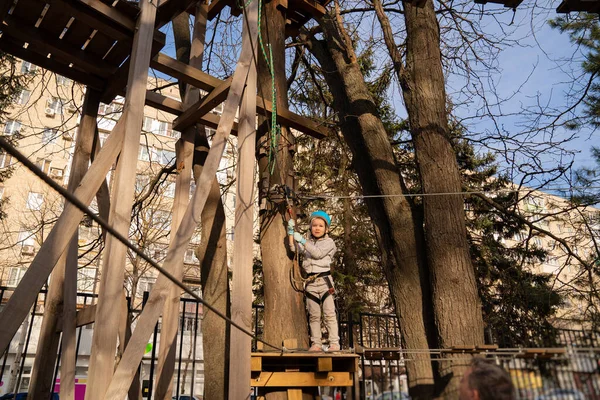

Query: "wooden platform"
<box><xmin>251</xmin><ymin>351</ymin><xmax>360</xmax><ymax>399</ymax></box>
<box><xmin>556</xmin><ymin>0</ymin><xmax>600</xmax><ymax>13</ymax></box>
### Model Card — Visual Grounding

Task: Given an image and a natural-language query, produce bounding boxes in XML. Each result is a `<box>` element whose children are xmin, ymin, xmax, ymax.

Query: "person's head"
<box><xmin>309</xmin><ymin>210</ymin><xmax>331</xmax><ymax>239</ymax></box>
<box><xmin>459</xmin><ymin>358</ymin><xmax>515</xmax><ymax>400</ymax></box>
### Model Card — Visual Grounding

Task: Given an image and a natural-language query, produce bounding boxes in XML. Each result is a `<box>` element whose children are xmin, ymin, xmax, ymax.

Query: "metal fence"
<box><xmin>0</xmin><ymin>287</ymin><xmax>204</xmax><ymax>399</ymax></box>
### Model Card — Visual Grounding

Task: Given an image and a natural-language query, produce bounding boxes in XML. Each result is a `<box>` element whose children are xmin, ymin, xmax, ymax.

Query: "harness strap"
<box><xmin>305</xmin><ymin>273</ymin><xmax>335</xmax><ymax>305</ymax></box>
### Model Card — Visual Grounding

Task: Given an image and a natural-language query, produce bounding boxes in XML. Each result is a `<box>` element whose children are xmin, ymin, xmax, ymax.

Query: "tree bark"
<box><xmin>304</xmin><ymin>11</ymin><xmax>436</xmax><ymax>398</ymax></box>
<box><xmin>402</xmin><ymin>1</ymin><xmax>485</xmax><ymax>396</ymax></box>
<box><xmin>257</xmin><ymin>1</ymin><xmax>311</xmax><ymax>399</ymax></box>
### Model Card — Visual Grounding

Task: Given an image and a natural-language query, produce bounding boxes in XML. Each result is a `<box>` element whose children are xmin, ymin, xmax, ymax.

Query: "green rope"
<box><xmin>257</xmin><ymin>0</ymin><xmax>280</xmax><ymax>174</ymax></box>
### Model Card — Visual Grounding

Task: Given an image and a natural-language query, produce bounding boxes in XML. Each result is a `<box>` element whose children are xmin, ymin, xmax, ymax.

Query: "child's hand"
<box><xmin>287</xmin><ymin>219</ymin><xmax>295</xmax><ymax>235</ymax></box>
<box><xmin>293</xmin><ymin>232</ymin><xmax>306</xmax><ymax>244</ymax></box>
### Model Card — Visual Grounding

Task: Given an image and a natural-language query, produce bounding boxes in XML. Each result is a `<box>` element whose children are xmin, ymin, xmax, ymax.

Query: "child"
<box><xmin>288</xmin><ymin>210</ymin><xmax>339</xmax><ymax>352</ymax></box>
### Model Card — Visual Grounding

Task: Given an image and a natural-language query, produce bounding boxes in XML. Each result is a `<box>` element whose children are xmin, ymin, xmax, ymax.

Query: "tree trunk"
<box><xmin>257</xmin><ymin>1</ymin><xmax>311</xmax><ymax>399</ymax></box>
<box><xmin>402</xmin><ymin>1</ymin><xmax>485</xmax><ymax>396</ymax></box>
<box><xmin>304</xmin><ymin>12</ymin><xmax>436</xmax><ymax>398</ymax></box>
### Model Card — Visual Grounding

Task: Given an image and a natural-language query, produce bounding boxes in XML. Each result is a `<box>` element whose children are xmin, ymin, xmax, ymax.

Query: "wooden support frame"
<box><xmin>228</xmin><ymin>0</ymin><xmax>258</xmax><ymax>396</ymax></box>
<box><xmin>101</xmin><ymin>3</ymin><xmax>259</xmax><ymax>396</ymax></box>
<box><xmin>154</xmin><ymin>2</ymin><xmax>209</xmax><ymax>398</ymax></box>
<box><xmin>0</xmin><ymin>115</ymin><xmax>126</xmax><ymax>355</ymax></box>
<box><xmin>86</xmin><ymin>0</ymin><xmax>159</xmax><ymax>398</ymax></box>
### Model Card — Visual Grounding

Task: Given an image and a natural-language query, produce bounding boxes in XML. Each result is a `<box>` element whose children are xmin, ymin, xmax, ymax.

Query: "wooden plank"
<box><xmin>100</xmin><ymin>30</ymin><xmax>166</xmax><ymax>103</ymax></box>
<box><xmin>1</xmin><ymin>14</ymin><xmax>116</xmax><ymax>77</ymax></box>
<box><xmin>0</xmin><ymin>36</ymin><xmax>106</xmax><ymax>90</ymax></box>
<box><xmin>0</xmin><ymin>108</ymin><xmax>125</xmax><ymax>358</ymax></box>
<box><xmin>154</xmin><ymin>3</ymin><xmax>207</xmax><ymax>398</ymax></box>
<box><xmin>85</xmin><ymin>0</ymin><xmax>158</xmax><ymax>398</ymax></box>
<box><xmin>152</xmin><ymin>53</ymin><xmax>329</xmax><ymax>139</ymax></box>
<box><xmin>172</xmin><ymin>77</ymin><xmax>232</xmax><ymax>131</ymax></box>
<box><xmin>251</xmin><ymin>372</ymin><xmax>353</xmax><ymax>387</ymax></box>
<box><xmin>251</xmin><ymin>357</ymin><xmax>263</xmax><ymax>372</ymax></box>
<box><xmin>208</xmin><ymin>0</ymin><xmax>234</xmax><ymax>19</ymax></box>
<box><xmin>155</xmin><ymin>0</ymin><xmax>199</xmax><ymax>28</ymax></box>
<box><xmin>228</xmin><ymin>2</ymin><xmax>258</xmax><ymax>396</ymax></box>
<box><xmin>288</xmin><ymin>389</ymin><xmax>303</xmax><ymax>400</ymax></box>
<box><xmin>103</xmin><ymin>3</ymin><xmax>258</xmax><ymax>396</ymax></box>
<box><xmin>292</xmin><ymin>0</ymin><xmax>326</xmax><ymax>16</ymax></box>
<box><xmin>36</xmin><ymin>0</ymin><xmax>130</xmax><ymax>40</ymax></box>
<box><xmin>317</xmin><ymin>358</ymin><xmax>332</xmax><ymax>372</ymax></box>
<box><xmin>76</xmin><ymin>305</ymin><xmax>97</xmax><ymax>327</ymax></box>
<box><xmin>150</xmin><ymin>52</ymin><xmax>223</xmax><ymax>92</ymax></box>
<box><xmin>78</xmin><ymin>0</ymin><xmax>136</xmax><ymax>32</ymax></box>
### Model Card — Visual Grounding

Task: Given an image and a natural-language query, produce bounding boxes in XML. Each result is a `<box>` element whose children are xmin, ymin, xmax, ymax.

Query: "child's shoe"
<box><xmin>327</xmin><ymin>344</ymin><xmax>340</xmax><ymax>352</ymax></box>
<box><xmin>309</xmin><ymin>344</ymin><xmax>323</xmax><ymax>352</ymax></box>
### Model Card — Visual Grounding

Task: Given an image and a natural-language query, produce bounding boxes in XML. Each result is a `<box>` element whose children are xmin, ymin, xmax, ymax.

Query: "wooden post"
<box><xmin>228</xmin><ymin>0</ymin><xmax>258</xmax><ymax>397</ymax></box>
<box><xmin>85</xmin><ymin>1</ymin><xmax>158</xmax><ymax>398</ymax></box>
<box><xmin>154</xmin><ymin>3</ymin><xmax>207</xmax><ymax>398</ymax></box>
<box><xmin>101</xmin><ymin>6</ymin><xmax>259</xmax><ymax>396</ymax></box>
<box><xmin>0</xmin><ymin>113</ymin><xmax>126</xmax><ymax>356</ymax></box>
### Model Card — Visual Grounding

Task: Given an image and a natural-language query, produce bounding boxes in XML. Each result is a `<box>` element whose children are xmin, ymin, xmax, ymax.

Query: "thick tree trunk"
<box><xmin>305</xmin><ymin>12</ymin><xmax>435</xmax><ymax>398</ymax></box>
<box><xmin>402</xmin><ymin>1</ymin><xmax>485</xmax><ymax>397</ymax></box>
<box><xmin>257</xmin><ymin>1</ymin><xmax>311</xmax><ymax>399</ymax></box>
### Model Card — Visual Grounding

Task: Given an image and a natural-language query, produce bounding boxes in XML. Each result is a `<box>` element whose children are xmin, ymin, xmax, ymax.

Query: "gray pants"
<box><xmin>305</xmin><ymin>277</ymin><xmax>339</xmax><ymax>346</ymax></box>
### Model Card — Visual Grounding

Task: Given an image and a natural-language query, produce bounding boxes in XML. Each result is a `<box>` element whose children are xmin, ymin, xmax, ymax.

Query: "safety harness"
<box><xmin>304</xmin><ymin>271</ymin><xmax>335</xmax><ymax>305</ymax></box>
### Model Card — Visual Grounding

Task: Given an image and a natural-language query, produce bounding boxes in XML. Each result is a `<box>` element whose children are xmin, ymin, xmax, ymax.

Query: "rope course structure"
<box><xmin>0</xmin><ymin>0</ymin><xmax>338</xmax><ymax>398</ymax></box>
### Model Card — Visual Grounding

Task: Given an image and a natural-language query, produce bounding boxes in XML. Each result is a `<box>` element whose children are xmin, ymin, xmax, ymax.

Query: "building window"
<box><xmin>35</xmin><ymin>158</ymin><xmax>52</xmax><ymax>174</ymax></box>
<box><xmin>77</xmin><ymin>268</ymin><xmax>96</xmax><ymax>293</ymax></box>
<box><xmin>139</xmin><ymin>145</ymin><xmax>151</xmax><ymax>162</ymax></box>
<box><xmin>184</xmin><ymin>248</ymin><xmax>199</xmax><ymax>264</ymax></box>
<box><xmin>56</xmin><ymin>75</ymin><xmax>72</xmax><ymax>86</ymax></box>
<box><xmin>3</xmin><ymin>120</ymin><xmax>21</xmax><ymax>135</ymax></box>
<box><xmin>42</xmin><ymin>128</ymin><xmax>59</xmax><ymax>144</ymax></box>
<box><xmin>211</xmin><ymin>103</ymin><xmax>223</xmax><ymax>115</ymax></box>
<box><xmin>189</xmin><ymin>181</ymin><xmax>196</xmax><ymax>198</ymax></box>
<box><xmin>159</xmin><ymin>149</ymin><xmax>176</xmax><ymax>165</ymax></box>
<box><xmin>7</xmin><ymin>267</ymin><xmax>27</xmax><ymax>287</ymax></box>
<box><xmin>153</xmin><ymin>209</ymin><xmax>172</xmax><ymax>230</ymax></box>
<box><xmin>135</xmin><ymin>174</ymin><xmax>150</xmax><ymax>193</ymax></box>
<box><xmin>0</xmin><ymin>150</ymin><xmax>11</xmax><ymax>168</ymax></box>
<box><xmin>16</xmin><ymin>89</ymin><xmax>31</xmax><ymax>105</ymax></box>
<box><xmin>45</xmin><ymin>97</ymin><xmax>64</xmax><ymax>116</ymax></box>
<box><xmin>157</xmin><ymin>121</ymin><xmax>171</xmax><ymax>136</ymax></box>
<box><xmin>26</xmin><ymin>192</ymin><xmax>44</xmax><ymax>210</ymax></box>
<box><xmin>21</xmin><ymin>61</ymin><xmax>37</xmax><ymax>74</ymax></box>
<box><xmin>164</xmin><ymin>181</ymin><xmax>176</xmax><ymax>198</ymax></box>
<box><xmin>142</xmin><ymin>116</ymin><xmax>155</xmax><ymax>132</ymax></box>
<box><xmin>136</xmin><ymin>277</ymin><xmax>155</xmax><ymax>298</ymax></box>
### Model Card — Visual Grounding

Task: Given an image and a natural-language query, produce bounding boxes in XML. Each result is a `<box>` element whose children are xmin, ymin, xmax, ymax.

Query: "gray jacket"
<box><xmin>298</xmin><ymin>234</ymin><xmax>337</xmax><ymax>274</ymax></box>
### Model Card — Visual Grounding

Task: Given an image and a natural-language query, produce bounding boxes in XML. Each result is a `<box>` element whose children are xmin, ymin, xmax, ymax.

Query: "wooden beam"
<box><xmin>293</xmin><ymin>0</ymin><xmax>326</xmax><ymax>16</ymax></box>
<box><xmin>207</xmin><ymin>0</ymin><xmax>235</xmax><ymax>19</ymax></box>
<box><xmin>38</xmin><ymin>0</ymin><xmax>131</xmax><ymax>40</ymax></box>
<box><xmin>172</xmin><ymin>77</ymin><xmax>232</xmax><ymax>131</ymax></box>
<box><xmin>155</xmin><ymin>0</ymin><xmax>200</xmax><ymax>28</ymax></box>
<box><xmin>251</xmin><ymin>372</ymin><xmax>353</xmax><ymax>387</ymax></box>
<box><xmin>76</xmin><ymin>305</ymin><xmax>97</xmax><ymax>327</ymax></box>
<box><xmin>77</xmin><ymin>0</ymin><xmax>136</xmax><ymax>32</ymax></box>
<box><xmin>154</xmin><ymin>3</ymin><xmax>208</xmax><ymax>398</ymax></box>
<box><xmin>317</xmin><ymin>357</ymin><xmax>333</xmax><ymax>372</ymax></box>
<box><xmin>0</xmin><ymin>116</ymin><xmax>126</xmax><ymax>356</ymax></box>
<box><xmin>228</xmin><ymin>2</ymin><xmax>258</xmax><ymax>396</ymax></box>
<box><xmin>143</xmin><ymin>90</ymin><xmax>240</xmax><ymax>133</ymax></box>
<box><xmin>100</xmin><ymin>30</ymin><xmax>166</xmax><ymax>103</ymax></box>
<box><xmin>0</xmin><ymin>37</ymin><xmax>106</xmax><ymax>91</ymax></box>
<box><xmin>103</xmin><ymin>4</ymin><xmax>258</xmax><ymax>396</ymax></box>
<box><xmin>86</xmin><ymin>0</ymin><xmax>158</xmax><ymax>398</ymax></box>
<box><xmin>251</xmin><ymin>357</ymin><xmax>263</xmax><ymax>372</ymax></box>
<box><xmin>151</xmin><ymin>52</ymin><xmax>223</xmax><ymax>92</ymax></box>
<box><xmin>153</xmin><ymin>53</ymin><xmax>329</xmax><ymax>138</ymax></box>
<box><xmin>1</xmin><ymin>14</ymin><xmax>117</xmax><ymax>78</ymax></box>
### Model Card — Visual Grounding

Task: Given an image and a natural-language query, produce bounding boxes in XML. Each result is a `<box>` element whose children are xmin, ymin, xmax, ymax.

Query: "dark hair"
<box><xmin>468</xmin><ymin>358</ymin><xmax>516</xmax><ymax>400</ymax></box>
